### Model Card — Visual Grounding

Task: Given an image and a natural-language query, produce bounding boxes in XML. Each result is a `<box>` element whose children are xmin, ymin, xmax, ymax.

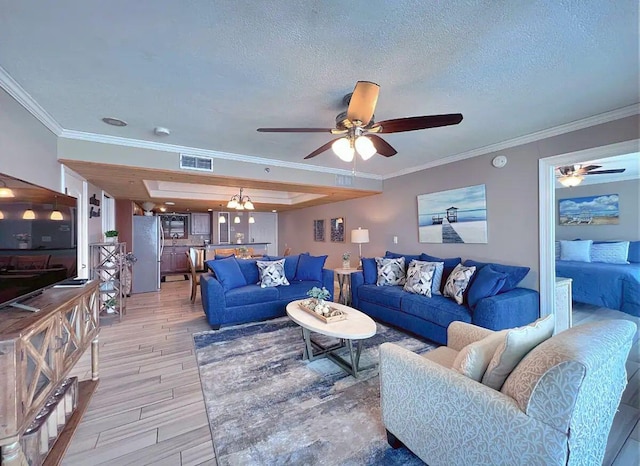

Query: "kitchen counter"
<box><xmin>185</xmin><ymin>242</ymin><xmax>271</xmax><ymax>249</ymax></box>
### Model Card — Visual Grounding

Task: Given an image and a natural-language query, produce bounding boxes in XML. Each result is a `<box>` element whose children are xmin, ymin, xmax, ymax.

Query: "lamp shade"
<box><xmin>50</xmin><ymin>210</ymin><xmax>63</xmax><ymax>221</ymax></box>
<box><xmin>355</xmin><ymin>136</ymin><xmax>376</xmax><ymax>160</ymax></box>
<box><xmin>351</xmin><ymin>228</ymin><xmax>369</xmax><ymax>244</ymax></box>
<box><xmin>332</xmin><ymin>138</ymin><xmax>354</xmax><ymax>162</ymax></box>
<box><xmin>22</xmin><ymin>209</ymin><xmax>36</xmax><ymax>220</ymax></box>
<box><xmin>218</xmin><ymin>214</ymin><xmax>226</xmax><ymax>223</ymax></box>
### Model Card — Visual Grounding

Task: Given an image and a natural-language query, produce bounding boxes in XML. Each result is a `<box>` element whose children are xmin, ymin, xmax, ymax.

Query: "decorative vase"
<box><xmin>105</xmin><ymin>236</ymin><xmax>118</xmax><ymax>243</ymax></box>
<box><xmin>342</xmin><ymin>259</ymin><xmax>350</xmax><ymax>269</ymax></box>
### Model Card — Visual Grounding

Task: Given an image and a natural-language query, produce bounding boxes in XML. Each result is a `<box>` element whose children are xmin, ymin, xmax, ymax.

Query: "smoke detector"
<box><xmin>154</xmin><ymin>126</ymin><xmax>171</xmax><ymax>136</ymax></box>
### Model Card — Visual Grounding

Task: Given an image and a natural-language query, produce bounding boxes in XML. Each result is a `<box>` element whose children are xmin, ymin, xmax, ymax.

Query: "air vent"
<box><xmin>335</xmin><ymin>174</ymin><xmax>354</xmax><ymax>187</ymax></box>
<box><xmin>180</xmin><ymin>154</ymin><xmax>213</xmax><ymax>172</ymax></box>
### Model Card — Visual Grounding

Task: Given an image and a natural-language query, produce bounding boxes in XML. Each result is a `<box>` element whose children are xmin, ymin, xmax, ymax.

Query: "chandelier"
<box><xmin>227</xmin><ymin>188</ymin><xmax>254</xmax><ymax>210</ymax></box>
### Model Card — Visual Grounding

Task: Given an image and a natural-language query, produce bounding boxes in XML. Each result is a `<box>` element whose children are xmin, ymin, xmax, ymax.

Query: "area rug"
<box><xmin>193</xmin><ymin>317</ymin><xmax>435</xmax><ymax>465</ymax></box>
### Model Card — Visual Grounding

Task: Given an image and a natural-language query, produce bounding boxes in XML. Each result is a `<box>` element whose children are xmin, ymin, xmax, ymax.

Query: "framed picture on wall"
<box><xmin>558</xmin><ymin>194</ymin><xmax>619</xmax><ymax>225</ymax></box>
<box><xmin>330</xmin><ymin>217</ymin><xmax>345</xmax><ymax>242</ymax></box>
<box><xmin>313</xmin><ymin>219</ymin><xmax>325</xmax><ymax>241</ymax></box>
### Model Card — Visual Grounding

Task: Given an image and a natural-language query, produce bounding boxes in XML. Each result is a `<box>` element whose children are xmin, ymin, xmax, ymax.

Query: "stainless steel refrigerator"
<box><xmin>132</xmin><ymin>216</ymin><xmax>163</xmax><ymax>293</ymax></box>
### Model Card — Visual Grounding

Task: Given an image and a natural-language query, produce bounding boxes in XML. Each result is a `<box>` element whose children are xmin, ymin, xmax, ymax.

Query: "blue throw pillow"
<box><xmin>208</xmin><ymin>257</ymin><xmax>247</xmax><ymax>291</ymax></box>
<box><xmin>420</xmin><ymin>253</ymin><xmax>461</xmax><ymax>291</ymax></box>
<box><xmin>385</xmin><ymin>251</ymin><xmax>422</xmax><ymax>269</ymax></box>
<box><xmin>628</xmin><ymin>241</ymin><xmax>640</xmax><ymax>263</ymax></box>
<box><xmin>214</xmin><ymin>253</ymin><xmax>235</xmax><ymax>260</ymax></box>
<box><xmin>560</xmin><ymin>240</ymin><xmax>592</xmax><ymax>262</ymax></box>
<box><xmin>361</xmin><ymin>257</ymin><xmax>377</xmax><ymax>284</ymax></box>
<box><xmin>204</xmin><ymin>259</ymin><xmax>216</xmax><ymax>273</ymax></box>
<box><xmin>283</xmin><ymin>255</ymin><xmax>301</xmax><ymax>281</ymax></box>
<box><xmin>294</xmin><ymin>254</ymin><xmax>327</xmax><ymax>282</ymax></box>
<box><xmin>463</xmin><ymin>260</ymin><xmax>530</xmax><ymax>293</ymax></box>
<box><xmin>236</xmin><ymin>259</ymin><xmax>260</xmax><ymax>284</ymax></box>
<box><xmin>467</xmin><ymin>265</ymin><xmax>508</xmax><ymax>310</ymax></box>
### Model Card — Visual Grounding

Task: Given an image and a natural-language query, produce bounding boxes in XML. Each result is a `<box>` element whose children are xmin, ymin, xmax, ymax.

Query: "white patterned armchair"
<box><xmin>379</xmin><ymin>319</ymin><xmax>636</xmax><ymax>466</ymax></box>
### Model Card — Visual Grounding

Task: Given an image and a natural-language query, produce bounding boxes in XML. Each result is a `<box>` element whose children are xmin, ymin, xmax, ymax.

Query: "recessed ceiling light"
<box><xmin>207</xmin><ymin>208</ymin><xmax>213</xmax><ymax>211</ymax></box>
<box><xmin>159</xmin><ymin>207</ymin><xmax>166</xmax><ymax>212</ymax></box>
<box><xmin>165</xmin><ymin>201</ymin><xmax>175</xmax><ymax>205</ymax></box>
<box><xmin>154</xmin><ymin>126</ymin><xmax>170</xmax><ymax>136</ymax></box>
<box><xmin>102</xmin><ymin>117</ymin><xmax>127</xmax><ymax>127</ymax></box>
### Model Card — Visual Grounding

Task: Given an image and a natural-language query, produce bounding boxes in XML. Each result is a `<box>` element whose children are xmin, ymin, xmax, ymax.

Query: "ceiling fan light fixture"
<box><xmin>332</xmin><ymin>138</ymin><xmax>354</xmax><ymax>162</ymax></box>
<box><xmin>559</xmin><ymin>174</ymin><xmax>584</xmax><ymax>187</ymax></box>
<box><xmin>355</xmin><ymin>135</ymin><xmax>376</xmax><ymax>160</ymax></box>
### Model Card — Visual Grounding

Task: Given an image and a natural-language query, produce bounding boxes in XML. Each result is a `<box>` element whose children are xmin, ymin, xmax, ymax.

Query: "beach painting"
<box><xmin>558</xmin><ymin>194</ymin><xmax>619</xmax><ymax>225</ymax></box>
<box><xmin>418</xmin><ymin>184</ymin><xmax>488</xmax><ymax>243</ymax></box>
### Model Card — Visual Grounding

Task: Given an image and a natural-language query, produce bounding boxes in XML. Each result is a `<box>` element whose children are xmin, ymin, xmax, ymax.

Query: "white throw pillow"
<box><xmin>375</xmin><ymin>257</ymin><xmax>406</xmax><ymax>286</ymax></box>
<box><xmin>452</xmin><ymin>330</ymin><xmax>507</xmax><ymax>382</ymax></box>
<box><xmin>256</xmin><ymin>259</ymin><xmax>289</xmax><ymax>288</ymax></box>
<box><xmin>443</xmin><ymin>263</ymin><xmax>476</xmax><ymax>305</ymax></box>
<box><xmin>590</xmin><ymin>241</ymin><xmax>630</xmax><ymax>264</ymax></box>
<box><xmin>481</xmin><ymin>315</ymin><xmax>555</xmax><ymax>391</ymax></box>
<box><xmin>560</xmin><ymin>240</ymin><xmax>592</xmax><ymax>262</ymax></box>
<box><xmin>403</xmin><ymin>261</ymin><xmax>436</xmax><ymax>297</ymax></box>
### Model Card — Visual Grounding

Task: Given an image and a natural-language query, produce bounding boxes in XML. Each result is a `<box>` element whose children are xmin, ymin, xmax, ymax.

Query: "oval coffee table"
<box><xmin>286</xmin><ymin>300</ymin><xmax>377</xmax><ymax>377</ymax></box>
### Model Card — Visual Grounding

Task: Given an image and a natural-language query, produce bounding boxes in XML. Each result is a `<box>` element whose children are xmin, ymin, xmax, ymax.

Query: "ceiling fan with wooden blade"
<box><xmin>556</xmin><ymin>163</ymin><xmax>626</xmax><ymax>187</ymax></box>
<box><xmin>257</xmin><ymin>81</ymin><xmax>463</xmax><ymax>162</ymax></box>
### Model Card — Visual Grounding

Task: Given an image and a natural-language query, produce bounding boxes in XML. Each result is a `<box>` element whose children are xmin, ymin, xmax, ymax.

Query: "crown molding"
<box><xmin>0</xmin><ymin>65</ymin><xmax>64</xmax><ymax>136</ymax></box>
<box><xmin>59</xmin><ymin>129</ymin><xmax>383</xmax><ymax>180</ymax></box>
<box><xmin>383</xmin><ymin>104</ymin><xmax>640</xmax><ymax>180</ymax></box>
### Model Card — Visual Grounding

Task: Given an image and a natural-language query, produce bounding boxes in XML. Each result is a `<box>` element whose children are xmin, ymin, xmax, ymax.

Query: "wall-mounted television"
<box><xmin>0</xmin><ymin>173</ymin><xmax>78</xmax><ymax>309</ymax></box>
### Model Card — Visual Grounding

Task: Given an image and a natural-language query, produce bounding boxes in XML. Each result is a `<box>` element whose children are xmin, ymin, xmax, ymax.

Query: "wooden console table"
<box><xmin>0</xmin><ymin>282</ymin><xmax>100</xmax><ymax>466</ymax></box>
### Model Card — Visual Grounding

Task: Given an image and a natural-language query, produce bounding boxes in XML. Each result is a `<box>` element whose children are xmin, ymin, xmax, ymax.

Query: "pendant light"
<box><xmin>218</xmin><ymin>214</ymin><xmax>227</xmax><ymax>223</ymax></box>
<box><xmin>50</xmin><ymin>196</ymin><xmax>63</xmax><ymax>220</ymax></box>
<box><xmin>0</xmin><ymin>180</ymin><xmax>15</xmax><ymax>198</ymax></box>
<box><xmin>249</xmin><ymin>215</ymin><xmax>255</xmax><ymax>224</ymax></box>
<box><xmin>22</xmin><ymin>209</ymin><xmax>36</xmax><ymax>220</ymax></box>
<box><xmin>0</xmin><ymin>211</ymin><xmax>4</xmax><ymax>219</ymax></box>
<box><xmin>234</xmin><ymin>216</ymin><xmax>241</xmax><ymax>224</ymax></box>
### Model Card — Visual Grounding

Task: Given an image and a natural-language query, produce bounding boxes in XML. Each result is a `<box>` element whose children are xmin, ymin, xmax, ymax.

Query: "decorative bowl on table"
<box><xmin>298</xmin><ymin>298</ymin><xmax>347</xmax><ymax>323</ymax></box>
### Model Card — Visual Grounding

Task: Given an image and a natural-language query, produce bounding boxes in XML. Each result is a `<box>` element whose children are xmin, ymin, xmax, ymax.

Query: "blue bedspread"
<box><xmin>556</xmin><ymin>261</ymin><xmax>640</xmax><ymax>316</ymax></box>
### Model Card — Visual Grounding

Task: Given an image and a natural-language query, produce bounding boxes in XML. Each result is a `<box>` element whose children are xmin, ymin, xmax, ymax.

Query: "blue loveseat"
<box><xmin>200</xmin><ymin>254</ymin><xmax>334</xmax><ymax>329</ymax></box>
<box><xmin>350</xmin><ymin>253</ymin><xmax>540</xmax><ymax>345</ymax></box>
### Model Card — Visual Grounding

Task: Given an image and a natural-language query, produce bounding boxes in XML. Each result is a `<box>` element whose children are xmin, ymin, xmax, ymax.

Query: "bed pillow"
<box><xmin>256</xmin><ymin>259</ymin><xmax>289</xmax><ymax>288</ymax></box>
<box><xmin>560</xmin><ymin>240</ymin><xmax>592</xmax><ymax>262</ymax></box>
<box><xmin>590</xmin><ymin>241</ymin><xmax>630</xmax><ymax>264</ymax></box>
<box><xmin>403</xmin><ymin>261</ymin><xmax>436</xmax><ymax>297</ymax></box>
<box><xmin>466</xmin><ymin>265</ymin><xmax>508</xmax><ymax>310</ymax></box>
<box><xmin>361</xmin><ymin>257</ymin><xmax>377</xmax><ymax>284</ymax></box>
<box><xmin>375</xmin><ymin>257</ymin><xmax>406</xmax><ymax>286</ymax></box>
<box><xmin>482</xmin><ymin>315</ymin><xmax>555</xmax><ymax>391</ymax></box>
<box><xmin>443</xmin><ymin>263</ymin><xmax>476</xmax><ymax>305</ymax></box>
<box><xmin>628</xmin><ymin>241</ymin><xmax>640</xmax><ymax>263</ymax></box>
<box><xmin>463</xmin><ymin>260</ymin><xmax>530</xmax><ymax>293</ymax></box>
<box><xmin>294</xmin><ymin>254</ymin><xmax>327</xmax><ymax>282</ymax></box>
<box><xmin>208</xmin><ymin>257</ymin><xmax>247</xmax><ymax>291</ymax></box>
<box><xmin>555</xmin><ymin>241</ymin><xmax>561</xmax><ymax>260</ymax></box>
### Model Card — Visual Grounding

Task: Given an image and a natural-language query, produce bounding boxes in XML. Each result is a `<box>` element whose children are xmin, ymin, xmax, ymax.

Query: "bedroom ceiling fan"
<box><xmin>257</xmin><ymin>81</ymin><xmax>463</xmax><ymax>162</ymax></box>
<box><xmin>556</xmin><ymin>164</ymin><xmax>626</xmax><ymax>187</ymax></box>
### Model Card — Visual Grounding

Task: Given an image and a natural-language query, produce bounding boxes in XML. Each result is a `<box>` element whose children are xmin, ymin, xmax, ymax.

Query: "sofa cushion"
<box><xmin>256</xmin><ymin>259</ymin><xmax>289</xmax><ymax>288</ymax></box>
<box><xmin>590</xmin><ymin>241</ymin><xmax>630</xmax><ymax>264</ymax></box>
<box><xmin>560</xmin><ymin>239</ymin><xmax>592</xmax><ymax>262</ymax></box>
<box><xmin>467</xmin><ymin>265</ymin><xmax>508</xmax><ymax>310</ymax></box>
<box><xmin>375</xmin><ymin>257</ymin><xmax>406</xmax><ymax>286</ymax></box>
<box><xmin>443</xmin><ymin>264</ymin><xmax>476</xmax><ymax>305</ymax></box>
<box><xmin>237</xmin><ymin>259</ymin><xmax>260</xmax><ymax>284</ymax></box>
<box><xmin>361</xmin><ymin>257</ymin><xmax>377</xmax><ymax>284</ymax></box>
<box><xmin>403</xmin><ymin>261</ymin><xmax>436</xmax><ymax>297</ymax></box>
<box><xmin>224</xmin><ymin>284</ymin><xmax>279</xmax><ymax>307</ymax></box>
<box><xmin>400</xmin><ymin>293</ymin><xmax>472</xmax><ymax>327</ymax></box>
<box><xmin>261</xmin><ymin>254</ymin><xmax>302</xmax><ymax>280</ymax></box>
<box><xmin>413</xmin><ymin>260</ymin><xmax>444</xmax><ymax>296</ymax></box>
<box><xmin>208</xmin><ymin>257</ymin><xmax>247</xmax><ymax>291</ymax></box>
<box><xmin>215</xmin><ymin>253</ymin><xmax>235</xmax><ymax>260</ymax></box>
<box><xmin>482</xmin><ymin>314</ymin><xmax>555</xmax><ymax>391</ymax></box>
<box><xmin>294</xmin><ymin>254</ymin><xmax>327</xmax><ymax>282</ymax></box>
<box><xmin>277</xmin><ymin>280</ymin><xmax>323</xmax><ymax>301</ymax></box>
<box><xmin>420</xmin><ymin>253</ymin><xmax>461</xmax><ymax>291</ymax></box>
<box><xmin>463</xmin><ymin>260</ymin><xmax>530</xmax><ymax>293</ymax></box>
<box><xmin>385</xmin><ymin>251</ymin><xmax>422</xmax><ymax>270</ymax></box>
<box><xmin>452</xmin><ymin>330</ymin><xmax>507</xmax><ymax>381</ymax></box>
<box><xmin>358</xmin><ymin>284</ymin><xmax>405</xmax><ymax>309</ymax></box>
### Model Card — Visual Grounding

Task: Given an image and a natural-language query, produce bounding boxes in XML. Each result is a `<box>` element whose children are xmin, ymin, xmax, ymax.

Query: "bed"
<box><xmin>555</xmin><ymin>240</ymin><xmax>640</xmax><ymax>317</ymax></box>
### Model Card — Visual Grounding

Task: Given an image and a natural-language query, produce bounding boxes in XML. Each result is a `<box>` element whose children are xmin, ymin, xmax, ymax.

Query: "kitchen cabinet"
<box><xmin>191</xmin><ymin>213</ymin><xmax>211</xmax><ymax>235</ymax></box>
<box><xmin>160</xmin><ymin>215</ymin><xmax>189</xmax><ymax>239</ymax></box>
<box><xmin>160</xmin><ymin>246</ymin><xmax>189</xmax><ymax>275</ymax></box>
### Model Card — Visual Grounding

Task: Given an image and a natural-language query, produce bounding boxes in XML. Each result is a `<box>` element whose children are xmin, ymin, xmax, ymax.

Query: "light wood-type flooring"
<box><xmin>62</xmin><ymin>280</ymin><xmax>639</xmax><ymax>465</ymax></box>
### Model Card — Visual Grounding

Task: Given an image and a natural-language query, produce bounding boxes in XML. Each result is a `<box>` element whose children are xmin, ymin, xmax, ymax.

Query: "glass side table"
<box><xmin>334</xmin><ymin>267</ymin><xmax>359</xmax><ymax>305</ymax></box>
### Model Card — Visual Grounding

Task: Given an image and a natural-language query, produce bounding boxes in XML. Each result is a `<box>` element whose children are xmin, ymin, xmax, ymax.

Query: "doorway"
<box><xmin>248</xmin><ymin>212</ymin><xmax>278</xmax><ymax>256</ymax></box>
<box><xmin>63</xmin><ymin>167</ymin><xmax>89</xmax><ymax>278</ymax></box>
<box><xmin>537</xmin><ymin>139</ymin><xmax>639</xmax><ymax>332</ymax></box>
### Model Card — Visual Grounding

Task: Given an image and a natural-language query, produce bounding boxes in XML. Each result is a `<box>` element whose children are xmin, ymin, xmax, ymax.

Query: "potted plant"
<box><xmin>342</xmin><ymin>252</ymin><xmax>351</xmax><ymax>269</ymax></box>
<box><xmin>103</xmin><ymin>297</ymin><xmax>117</xmax><ymax>314</ymax></box>
<box><xmin>104</xmin><ymin>230</ymin><xmax>119</xmax><ymax>243</ymax></box>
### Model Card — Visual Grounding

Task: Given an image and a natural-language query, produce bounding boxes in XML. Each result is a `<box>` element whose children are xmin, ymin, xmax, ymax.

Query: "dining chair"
<box><xmin>185</xmin><ymin>251</ymin><xmax>202</xmax><ymax>303</ymax></box>
<box><xmin>214</xmin><ymin>248</ymin><xmax>236</xmax><ymax>257</ymax></box>
<box><xmin>283</xmin><ymin>247</ymin><xmax>292</xmax><ymax>256</ymax></box>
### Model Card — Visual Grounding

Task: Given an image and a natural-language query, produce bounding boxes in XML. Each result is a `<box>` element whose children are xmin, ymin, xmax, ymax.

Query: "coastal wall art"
<box><xmin>418</xmin><ymin>184</ymin><xmax>488</xmax><ymax>244</ymax></box>
<box><xmin>558</xmin><ymin>194</ymin><xmax>619</xmax><ymax>225</ymax></box>
<box><xmin>330</xmin><ymin>217</ymin><xmax>345</xmax><ymax>242</ymax></box>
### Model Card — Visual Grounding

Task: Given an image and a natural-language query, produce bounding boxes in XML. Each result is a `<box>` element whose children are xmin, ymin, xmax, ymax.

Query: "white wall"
<box><xmin>0</xmin><ymin>88</ymin><xmax>60</xmax><ymax>190</ymax></box>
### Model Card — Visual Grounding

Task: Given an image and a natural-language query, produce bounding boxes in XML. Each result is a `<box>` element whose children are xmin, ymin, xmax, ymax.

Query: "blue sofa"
<box><xmin>350</xmin><ymin>253</ymin><xmax>540</xmax><ymax>345</ymax></box>
<box><xmin>200</xmin><ymin>254</ymin><xmax>334</xmax><ymax>329</ymax></box>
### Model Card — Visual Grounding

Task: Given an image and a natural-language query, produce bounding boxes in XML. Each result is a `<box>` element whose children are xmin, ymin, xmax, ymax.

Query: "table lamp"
<box><xmin>351</xmin><ymin>227</ymin><xmax>370</xmax><ymax>264</ymax></box>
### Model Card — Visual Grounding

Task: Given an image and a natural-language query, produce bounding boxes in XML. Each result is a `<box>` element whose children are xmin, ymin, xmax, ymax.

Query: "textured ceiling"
<box><xmin>1</xmin><ymin>1</ymin><xmax>638</xmax><ymax>177</ymax></box>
